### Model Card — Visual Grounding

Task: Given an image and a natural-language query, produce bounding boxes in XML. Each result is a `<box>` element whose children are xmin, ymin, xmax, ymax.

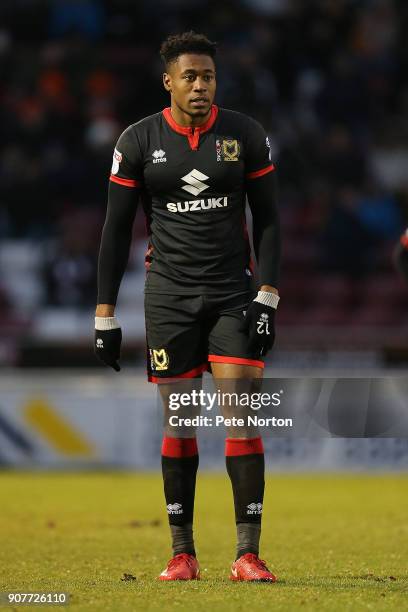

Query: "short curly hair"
<box><xmin>160</xmin><ymin>31</ymin><xmax>217</xmax><ymax>68</ymax></box>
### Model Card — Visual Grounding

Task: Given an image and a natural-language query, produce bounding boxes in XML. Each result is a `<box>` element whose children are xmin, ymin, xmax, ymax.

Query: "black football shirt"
<box><xmin>109</xmin><ymin>105</ymin><xmax>275</xmax><ymax>294</ymax></box>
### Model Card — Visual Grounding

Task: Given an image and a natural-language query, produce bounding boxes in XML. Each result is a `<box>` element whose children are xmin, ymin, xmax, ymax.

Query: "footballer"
<box><xmin>95</xmin><ymin>32</ymin><xmax>281</xmax><ymax>582</ymax></box>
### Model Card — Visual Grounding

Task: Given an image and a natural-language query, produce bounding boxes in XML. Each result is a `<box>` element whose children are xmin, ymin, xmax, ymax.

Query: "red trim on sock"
<box><xmin>162</xmin><ymin>436</ymin><xmax>198</xmax><ymax>458</ymax></box>
<box><xmin>225</xmin><ymin>437</ymin><xmax>264</xmax><ymax>456</ymax></box>
<box><xmin>208</xmin><ymin>355</ymin><xmax>264</xmax><ymax>369</ymax></box>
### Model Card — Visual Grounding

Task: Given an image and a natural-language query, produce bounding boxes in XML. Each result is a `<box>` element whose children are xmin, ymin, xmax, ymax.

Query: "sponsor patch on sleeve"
<box><xmin>266</xmin><ymin>136</ymin><xmax>272</xmax><ymax>161</ymax></box>
<box><xmin>111</xmin><ymin>148</ymin><xmax>123</xmax><ymax>175</ymax></box>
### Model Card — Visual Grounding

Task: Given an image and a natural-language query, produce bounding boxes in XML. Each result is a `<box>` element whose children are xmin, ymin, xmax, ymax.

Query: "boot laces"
<box><xmin>167</xmin><ymin>553</ymin><xmax>193</xmax><ymax>570</ymax></box>
<box><xmin>244</xmin><ymin>553</ymin><xmax>267</xmax><ymax>569</ymax></box>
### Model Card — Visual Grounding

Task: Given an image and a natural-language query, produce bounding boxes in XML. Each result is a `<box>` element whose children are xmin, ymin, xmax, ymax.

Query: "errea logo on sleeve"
<box><xmin>152</xmin><ymin>149</ymin><xmax>167</xmax><ymax>163</ymax></box>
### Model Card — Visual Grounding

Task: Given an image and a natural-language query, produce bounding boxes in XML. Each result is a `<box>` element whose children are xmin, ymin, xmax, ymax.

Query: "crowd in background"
<box><xmin>1</xmin><ymin>0</ymin><xmax>408</xmax><ymax>359</ymax></box>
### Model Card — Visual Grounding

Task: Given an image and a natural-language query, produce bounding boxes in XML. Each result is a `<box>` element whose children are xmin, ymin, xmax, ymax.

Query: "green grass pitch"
<box><xmin>0</xmin><ymin>472</ymin><xmax>407</xmax><ymax>611</ymax></box>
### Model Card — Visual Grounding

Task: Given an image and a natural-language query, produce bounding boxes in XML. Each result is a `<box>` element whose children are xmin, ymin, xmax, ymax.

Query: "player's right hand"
<box><xmin>239</xmin><ymin>301</ymin><xmax>276</xmax><ymax>357</ymax></box>
<box><xmin>94</xmin><ymin>327</ymin><xmax>122</xmax><ymax>372</ymax></box>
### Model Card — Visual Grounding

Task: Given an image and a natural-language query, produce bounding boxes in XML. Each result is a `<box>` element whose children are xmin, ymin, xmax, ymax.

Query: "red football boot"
<box><xmin>230</xmin><ymin>553</ymin><xmax>277</xmax><ymax>582</ymax></box>
<box><xmin>158</xmin><ymin>553</ymin><xmax>200</xmax><ymax>581</ymax></box>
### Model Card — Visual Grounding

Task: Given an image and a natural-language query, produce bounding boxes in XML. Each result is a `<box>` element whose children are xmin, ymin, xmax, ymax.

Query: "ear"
<box><xmin>163</xmin><ymin>72</ymin><xmax>172</xmax><ymax>92</ymax></box>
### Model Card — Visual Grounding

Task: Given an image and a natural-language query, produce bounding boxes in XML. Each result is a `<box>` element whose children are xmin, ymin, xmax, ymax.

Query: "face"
<box><xmin>163</xmin><ymin>53</ymin><xmax>216</xmax><ymax>118</ymax></box>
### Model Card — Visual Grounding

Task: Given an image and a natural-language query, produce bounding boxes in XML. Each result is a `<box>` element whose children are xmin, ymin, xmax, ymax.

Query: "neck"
<box><xmin>170</xmin><ymin>101</ymin><xmax>211</xmax><ymax>127</ymax></box>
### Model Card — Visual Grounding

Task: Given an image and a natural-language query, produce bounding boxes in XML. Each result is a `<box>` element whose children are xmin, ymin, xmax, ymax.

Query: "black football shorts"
<box><xmin>145</xmin><ymin>291</ymin><xmax>264</xmax><ymax>382</ymax></box>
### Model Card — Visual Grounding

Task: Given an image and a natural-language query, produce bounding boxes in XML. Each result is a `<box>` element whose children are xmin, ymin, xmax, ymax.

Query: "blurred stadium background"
<box><xmin>0</xmin><ymin>0</ymin><xmax>408</xmax><ymax>471</ymax></box>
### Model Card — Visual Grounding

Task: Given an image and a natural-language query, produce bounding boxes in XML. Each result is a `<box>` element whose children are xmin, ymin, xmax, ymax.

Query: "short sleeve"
<box><xmin>109</xmin><ymin>126</ymin><xmax>143</xmax><ymax>188</ymax></box>
<box><xmin>245</xmin><ymin>117</ymin><xmax>275</xmax><ymax>180</ymax></box>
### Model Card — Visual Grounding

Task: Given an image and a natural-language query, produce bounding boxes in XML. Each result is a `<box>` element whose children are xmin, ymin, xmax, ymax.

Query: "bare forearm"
<box><xmin>95</xmin><ymin>304</ymin><xmax>115</xmax><ymax>316</ymax></box>
<box><xmin>259</xmin><ymin>284</ymin><xmax>279</xmax><ymax>295</ymax></box>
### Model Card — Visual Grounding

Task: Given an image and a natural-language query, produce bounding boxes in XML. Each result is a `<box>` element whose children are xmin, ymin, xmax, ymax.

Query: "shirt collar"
<box><xmin>162</xmin><ymin>104</ymin><xmax>218</xmax><ymax>135</ymax></box>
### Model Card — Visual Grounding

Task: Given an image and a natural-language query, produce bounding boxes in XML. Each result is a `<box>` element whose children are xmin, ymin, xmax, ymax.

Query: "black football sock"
<box><xmin>170</xmin><ymin>524</ymin><xmax>194</xmax><ymax>557</ymax></box>
<box><xmin>161</xmin><ymin>436</ymin><xmax>199</xmax><ymax>557</ymax></box>
<box><xmin>225</xmin><ymin>437</ymin><xmax>265</xmax><ymax>559</ymax></box>
<box><xmin>236</xmin><ymin>523</ymin><xmax>261</xmax><ymax>559</ymax></box>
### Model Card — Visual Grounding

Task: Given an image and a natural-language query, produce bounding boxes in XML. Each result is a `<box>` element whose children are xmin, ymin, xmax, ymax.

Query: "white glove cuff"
<box><xmin>254</xmin><ymin>291</ymin><xmax>280</xmax><ymax>310</ymax></box>
<box><xmin>95</xmin><ymin>316</ymin><xmax>120</xmax><ymax>331</ymax></box>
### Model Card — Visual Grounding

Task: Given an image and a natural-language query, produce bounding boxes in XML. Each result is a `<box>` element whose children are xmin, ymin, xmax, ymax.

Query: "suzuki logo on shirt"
<box><xmin>166</xmin><ymin>197</ymin><xmax>228</xmax><ymax>213</ymax></box>
<box><xmin>181</xmin><ymin>169</ymin><xmax>209</xmax><ymax>196</ymax></box>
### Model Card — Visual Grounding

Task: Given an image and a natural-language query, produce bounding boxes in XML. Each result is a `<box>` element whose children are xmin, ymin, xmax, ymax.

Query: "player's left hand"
<box><xmin>240</xmin><ymin>292</ymin><xmax>279</xmax><ymax>357</ymax></box>
<box><xmin>94</xmin><ymin>317</ymin><xmax>122</xmax><ymax>371</ymax></box>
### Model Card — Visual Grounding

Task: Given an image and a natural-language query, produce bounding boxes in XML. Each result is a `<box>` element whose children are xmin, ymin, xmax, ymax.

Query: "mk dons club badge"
<box><xmin>216</xmin><ymin>138</ymin><xmax>240</xmax><ymax>162</ymax></box>
<box><xmin>150</xmin><ymin>348</ymin><xmax>169</xmax><ymax>371</ymax></box>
